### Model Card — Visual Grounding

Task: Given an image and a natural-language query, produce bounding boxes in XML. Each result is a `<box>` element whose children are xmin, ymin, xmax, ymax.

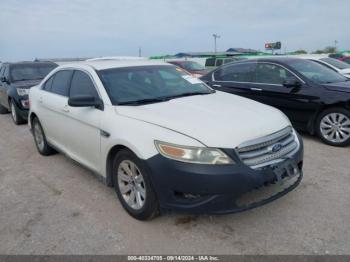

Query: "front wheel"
<box><xmin>10</xmin><ymin>100</ymin><xmax>26</xmax><ymax>125</ymax></box>
<box><xmin>113</xmin><ymin>149</ymin><xmax>159</xmax><ymax>220</ymax></box>
<box><xmin>316</xmin><ymin>107</ymin><xmax>350</xmax><ymax>147</ymax></box>
<box><xmin>32</xmin><ymin>117</ymin><xmax>56</xmax><ymax>155</ymax></box>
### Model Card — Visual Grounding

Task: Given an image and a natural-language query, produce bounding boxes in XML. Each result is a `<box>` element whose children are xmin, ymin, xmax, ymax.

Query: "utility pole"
<box><xmin>138</xmin><ymin>47</ymin><xmax>142</xmax><ymax>57</ymax></box>
<box><xmin>213</xmin><ymin>34</ymin><xmax>220</xmax><ymax>55</ymax></box>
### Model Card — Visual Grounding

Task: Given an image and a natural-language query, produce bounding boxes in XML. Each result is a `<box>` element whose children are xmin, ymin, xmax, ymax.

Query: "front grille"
<box><xmin>237</xmin><ymin>126</ymin><xmax>298</xmax><ymax>169</ymax></box>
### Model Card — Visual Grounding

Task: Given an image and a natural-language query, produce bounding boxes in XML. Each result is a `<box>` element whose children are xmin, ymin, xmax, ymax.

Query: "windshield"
<box><xmin>98</xmin><ymin>65</ymin><xmax>213</xmax><ymax>105</ymax></box>
<box><xmin>288</xmin><ymin>59</ymin><xmax>348</xmax><ymax>84</ymax></box>
<box><xmin>181</xmin><ymin>61</ymin><xmax>206</xmax><ymax>71</ymax></box>
<box><xmin>10</xmin><ymin>63</ymin><xmax>57</xmax><ymax>82</ymax></box>
<box><xmin>320</xmin><ymin>58</ymin><xmax>350</xmax><ymax>70</ymax></box>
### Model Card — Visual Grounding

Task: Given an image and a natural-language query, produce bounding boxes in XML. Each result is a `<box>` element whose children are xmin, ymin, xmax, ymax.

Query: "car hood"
<box><xmin>115</xmin><ymin>91</ymin><xmax>291</xmax><ymax>148</ymax></box>
<box><xmin>323</xmin><ymin>81</ymin><xmax>350</xmax><ymax>93</ymax></box>
<box><xmin>11</xmin><ymin>79</ymin><xmax>42</xmax><ymax>89</ymax></box>
<box><xmin>191</xmin><ymin>69</ymin><xmax>210</xmax><ymax>75</ymax></box>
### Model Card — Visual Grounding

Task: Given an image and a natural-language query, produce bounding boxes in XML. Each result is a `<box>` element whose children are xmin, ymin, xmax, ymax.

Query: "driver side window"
<box><xmin>256</xmin><ymin>63</ymin><xmax>295</xmax><ymax>85</ymax></box>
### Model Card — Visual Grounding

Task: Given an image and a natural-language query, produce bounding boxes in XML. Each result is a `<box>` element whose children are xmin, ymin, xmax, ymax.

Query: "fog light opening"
<box><xmin>174</xmin><ymin>191</ymin><xmax>202</xmax><ymax>200</ymax></box>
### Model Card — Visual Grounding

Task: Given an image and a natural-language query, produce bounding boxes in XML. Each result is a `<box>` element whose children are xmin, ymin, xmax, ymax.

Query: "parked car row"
<box><xmin>167</xmin><ymin>60</ymin><xmax>209</xmax><ymax>77</ymax></box>
<box><xmin>0</xmin><ymin>58</ymin><xmax>305</xmax><ymax>220</ymax></box>
<box><xmin>301</xmin><ymin>56</ymin><xmax>350</xmax><ymax>79</ymax></box>
<box><xmin>2</xmin><ymin>54</ymin><xmax>349</xmax><ymax>221</ymax></box>
<box><xmin>329</xmin><ymin>53</ymin><xmax>350</xmax><ymax>64</ymax></box>
<box><xmin>201</xmin><ymin>57</ymin><xmax>350</xmax><ymax>147</ymax></box>
<box><xmin>0</xmin><ymin>61</ymin><xmax>58</xmax><ymax>123</ymax></box>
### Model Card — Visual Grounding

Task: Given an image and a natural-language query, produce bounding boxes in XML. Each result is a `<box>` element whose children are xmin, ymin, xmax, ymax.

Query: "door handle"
<box><xmin>62</xmin><ymin>105</ymin><xmax>70</xmax><ymax>113</ymax></box>
<box><xmin>212</xmin><ymin>84</ymin><xmax>222</xmax><ymax>87</ymax></box>
<box><xmin>250</xmin><ymin>87</ymin><xmax>263</xmax><ymax>91</ymax></box>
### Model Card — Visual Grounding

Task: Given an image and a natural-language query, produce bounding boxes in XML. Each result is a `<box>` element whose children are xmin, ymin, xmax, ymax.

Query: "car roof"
<box><xmin>291</xmin><ymin>54</ymin><xmax>329</xmax><ymax>60</ymax></box>
<box><xmin>168</xmin><ymin>60</ymin><xmax>187</xmax><ymax>64</ymax></box>
<box><xmin>8</xmin><ymin>61</ymin><xmax>57</xmax><ymax>66</ymax></box>
<box><xmin>59</xmin><ymin>60</ymin><xmax>171</xmax><ymax>71</ymax></box>
<box><xmin>236</xmin><ymin>56</ymin><xmax>306</xmax><ymax>64</ymax></box>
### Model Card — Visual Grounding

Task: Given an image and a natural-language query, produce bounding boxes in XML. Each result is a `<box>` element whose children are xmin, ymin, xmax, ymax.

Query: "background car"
<box><xmin>300</xmin><ymin>56</ymin><xmax>350</xmax><ymax>78</ymax></box>
<box><xmin>204</xmin><ymin>56</ymin><xmax>246</xmax><ymax>70</ymax></box>
<box><xmin>0</xmin><ymin>61</ymin><xmax>57</xmax><ymax>124</ymax></box>
<box><xmin>201</xmin><ymin>57</ymin><xmax>350</xmax><ymax>146</ymax></box>
<box><xmin>29</xmin><ymin>60</ymin><xmax>303</xmax><ymax>220</ymax></box>
<box><xmin>339</xmin><ymin>56</ymin><xmax>350</xmax><ymax>65</ymax></box>
<box><xmin>167</xmin><ymin>60</ymin><xmax>209</xmax><ymax>77</ymax></box>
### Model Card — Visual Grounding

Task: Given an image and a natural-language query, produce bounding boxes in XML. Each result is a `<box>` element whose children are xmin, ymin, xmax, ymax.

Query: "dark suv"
<box><xmin>201</xmin><ymin>57</ymin><xmax>350</xmax><ymax>147</ymax></box>
<box><xmin>0</xmin><ymin>61</ymin><xmax>57</xmax><ymax>124</ymax></box>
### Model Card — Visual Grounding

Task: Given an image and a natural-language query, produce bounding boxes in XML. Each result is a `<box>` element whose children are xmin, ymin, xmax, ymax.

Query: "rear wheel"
<box><xmin>9</xmin><ymin>99</ymin><xmax>25</xmax><ymax>125</ymax></box>
<box><xmin>32</xmin><ymin>117</ymin><xmax>56</xmax><ymax>155</ymax></box>
<box><xmin>316</xmin><ymin>107</ymin><xmax>350</xmax><ymax>147</ymax></box>
<box><xmin>113</xmin><ymin>149</ymin><xmax>159</xmax><ymax>220</ymax></box>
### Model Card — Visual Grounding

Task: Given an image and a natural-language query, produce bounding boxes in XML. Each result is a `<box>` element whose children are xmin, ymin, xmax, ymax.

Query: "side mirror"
<box><xmin>68</xmin><ymin>95</ymin><xmax>103</xmax><ymax>110</ymax></box>
<box><xmin>0</xmin><ymin>76</ymin><xmax>8</xmax><ymax>83</ymax></box>
<box><xmin>283</xmin><ymin>78</ymin><xmax>302</xmax><ymax>88</ymax></box>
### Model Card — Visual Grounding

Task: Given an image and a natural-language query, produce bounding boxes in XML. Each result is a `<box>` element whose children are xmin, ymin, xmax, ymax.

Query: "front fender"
<box><xmin>100</xmin><ymin>109</ymin><xmax>205</xmax><ymax>178</ymax></box>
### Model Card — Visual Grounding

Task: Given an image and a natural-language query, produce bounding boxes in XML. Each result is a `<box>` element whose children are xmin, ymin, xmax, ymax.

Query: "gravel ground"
<box><xmin>0</xmin><ymin>114</ymin><xmax>349</xmax><ymax>255</ymax></box>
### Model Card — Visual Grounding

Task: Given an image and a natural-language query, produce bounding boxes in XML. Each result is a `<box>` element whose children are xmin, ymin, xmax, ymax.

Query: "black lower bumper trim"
<box><xmin>145</xmin><ymin>139</ymin><xmax>304</xmax><ymax>214</ymax></box>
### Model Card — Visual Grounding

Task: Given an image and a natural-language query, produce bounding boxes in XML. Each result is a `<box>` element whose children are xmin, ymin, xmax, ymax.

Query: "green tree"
<box><xmin>312</xmin><ymin>46</ymin><xmax>337</xmax><ymax>54</ymax></box>
<box><xmin>324</xmin><ymin>46</ymin><xmax>337</xmax><ymax>53</ymax></box>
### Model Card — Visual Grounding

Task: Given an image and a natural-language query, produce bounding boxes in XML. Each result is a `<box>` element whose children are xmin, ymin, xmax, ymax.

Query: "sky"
<box><xmin>0</xmin><ymin>0</ymin><xmax>349</xmax><ymax>61</ymax></box>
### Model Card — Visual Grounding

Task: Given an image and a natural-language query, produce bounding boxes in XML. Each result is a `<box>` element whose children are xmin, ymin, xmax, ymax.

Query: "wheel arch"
<box><xmin>29</xmin><ymin>112</ymin><xmax>38</xmax><ymax>127</ymax></box>
<box><xmin>307</xmin><ymin>101</ymin><xmax>350</xmax><ymax>134</ymax></box>
<box><xmin>105</xmin><ymin>144</ymin><xmax>131</xmax><ymax>187</ymax></box>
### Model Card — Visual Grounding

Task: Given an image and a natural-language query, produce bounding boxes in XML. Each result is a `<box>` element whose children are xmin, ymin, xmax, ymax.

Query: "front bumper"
<box><xmin>13</xmin><ymin>99</ymin><xmax>29</xmax><ymax>120</ymax></box>
<box><xmin>145</xmin><ymin>136</ymin><xmax>304</xmax><ymax>214</ymax></box>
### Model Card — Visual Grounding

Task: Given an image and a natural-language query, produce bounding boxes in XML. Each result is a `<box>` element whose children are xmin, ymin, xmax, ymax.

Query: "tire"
<box><xmin>113</xmin><ymin>149</ymin><xmax>159</xmax><ymax>220</ymax></box>
<box><xmin>0</xmin><ymin>103</ymin><xmax>9</xmax><ymax>114</ymax></box>
<box><xmin>316</xmin><ymin>107</ymin><xmax>350</xmax><ymax>147</ymax></box>
<box><xmin>9</xmin><ymin>99</ymin><xmax>26</xmax><ymax>125</ymax></box>
<box><xmin>32</xmin><ymin>117</ymin><xmax>56</xmax><ymax>156</ymax></box>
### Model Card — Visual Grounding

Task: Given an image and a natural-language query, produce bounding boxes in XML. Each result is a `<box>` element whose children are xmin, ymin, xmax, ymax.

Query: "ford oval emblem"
<box><xmin>271</xmin><ymin>143</ymin><xmax>282</xmax><ymax>153</ymax></box>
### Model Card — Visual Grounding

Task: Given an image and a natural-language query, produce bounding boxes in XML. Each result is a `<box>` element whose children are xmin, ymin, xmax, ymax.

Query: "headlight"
<box><xmin>16</xmin><ymin>88</ymin><xmax>30</xmax><ymax>96</ymax></box>
<box><xmin>154</xmin><ymin>140</ymin><xmax>235</xmax><ymax>165</ymax></box>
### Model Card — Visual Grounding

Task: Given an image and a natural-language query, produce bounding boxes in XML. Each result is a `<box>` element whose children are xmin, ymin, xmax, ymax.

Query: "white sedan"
<box><xmin>28</xmin><ymin>60</ymin><xmax>303</xmax><ymax>220</ymax></box>
<box><xmin>300</xmin><ymin>56</ymin><xmax>350</xmax><ymax>79</ymax></box>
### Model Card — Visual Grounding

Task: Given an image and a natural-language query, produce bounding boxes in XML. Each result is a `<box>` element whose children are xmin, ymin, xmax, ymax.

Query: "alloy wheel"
<box><xmin>117</xmin><ymin>160</ymin><xmax>146</xmax><ymax>210</ymax></box>
<box><xmin>34</xmin><ymin>122</ymin><xmax>45</xmax><ymax>151</ymax></box>
<box><xmin>320</xmin><ymin>113</ymin><xmax>350</xmax><ymax>143</ymax></box>
<box><xmin>11</xmin><ymin>102</ymin><xmax>17</xmax><ymax>123</ymax></box>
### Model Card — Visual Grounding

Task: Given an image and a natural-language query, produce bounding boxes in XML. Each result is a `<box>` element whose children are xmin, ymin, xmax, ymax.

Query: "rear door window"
<box><xmin>51</xmin><ymin>70</ymin><xmax>73</xmax><ymax>96</ymax></box>
<box><xmin>214</xmin><ymin>63</ymin><xmax>256</xmax><ymax>82</ymax></box>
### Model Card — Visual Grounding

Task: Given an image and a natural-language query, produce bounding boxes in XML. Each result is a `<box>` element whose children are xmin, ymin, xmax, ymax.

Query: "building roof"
<box><xmin>226</xmin><ymin>48</ymin><xmax>259</xmax><ymax>53</ymax></box>
<box><xmin>174</xmin><ymin>51</ymin><xmax>243</xmax><ymax>58</ymax></box>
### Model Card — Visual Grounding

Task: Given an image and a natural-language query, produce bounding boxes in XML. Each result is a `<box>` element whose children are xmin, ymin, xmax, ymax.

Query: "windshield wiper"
<box><xmin>164</xmin><ymin>90</ymin><xmax>215</xmax><ymax>100</ymax></box>
<box><xmin>117</xmin><ymin>97</ymin><xmax>170</xmax><ymax>106</ymax></box>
